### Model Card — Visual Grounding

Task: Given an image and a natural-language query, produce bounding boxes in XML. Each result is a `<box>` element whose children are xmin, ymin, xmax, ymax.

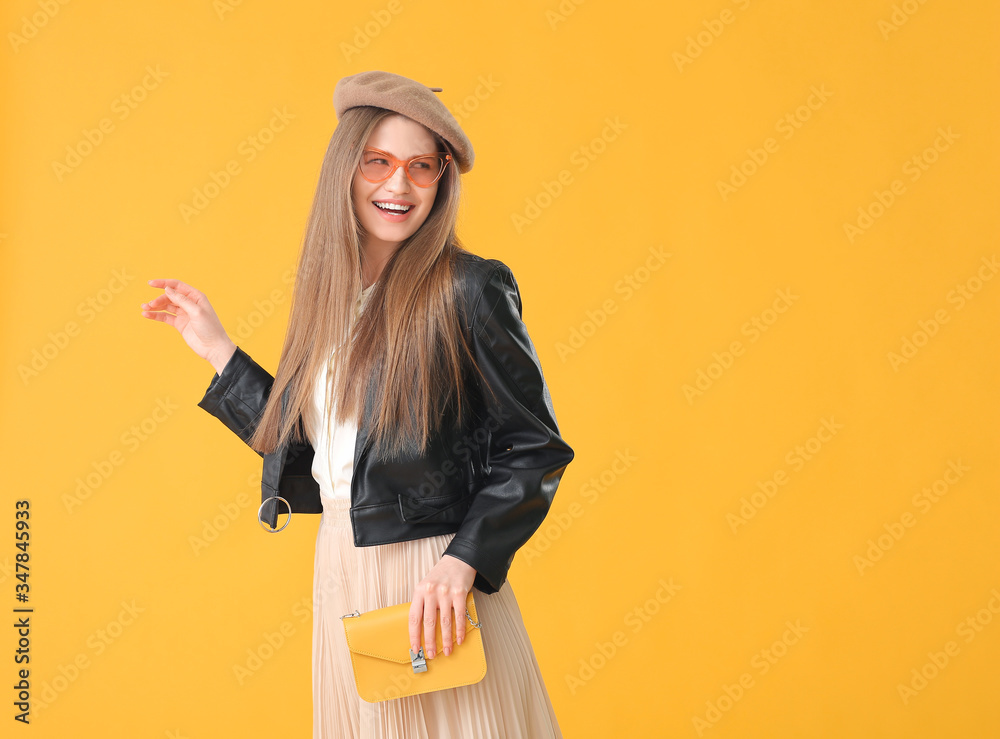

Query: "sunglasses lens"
<box><xmin>360</xmin><ymin>151</ymin><xmax>393</xmax><ymax>181</ymax></box>
<box><xmin>407</xmin><ymin>156</ymin><xmax>444</xmax><ymax>186</ymax></box>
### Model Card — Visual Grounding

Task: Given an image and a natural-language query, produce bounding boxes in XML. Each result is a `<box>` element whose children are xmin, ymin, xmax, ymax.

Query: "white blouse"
<box><xmin>303</xmin><ymin>282</ymin><xmax>377</xmax><ymax>500</ymax></box>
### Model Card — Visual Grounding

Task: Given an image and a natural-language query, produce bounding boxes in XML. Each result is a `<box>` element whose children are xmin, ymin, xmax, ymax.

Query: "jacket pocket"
<box><xmin>396</xmin><ymin>490</ymin><xmax>473</xmax><ymax>525</ymax></box>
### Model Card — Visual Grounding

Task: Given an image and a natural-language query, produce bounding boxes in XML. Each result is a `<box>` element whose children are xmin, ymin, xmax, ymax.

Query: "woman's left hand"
<box><xmin>409</xmin><ymin>554</ymin><xmax>477</xmax><ymax>660</ymax></box>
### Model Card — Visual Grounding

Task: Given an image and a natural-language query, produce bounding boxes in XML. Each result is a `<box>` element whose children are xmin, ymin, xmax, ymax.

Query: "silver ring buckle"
<box><xmin>257</xmin><ymin>495</ymin><xmax>291</xmax><ymax>533</ymax></box>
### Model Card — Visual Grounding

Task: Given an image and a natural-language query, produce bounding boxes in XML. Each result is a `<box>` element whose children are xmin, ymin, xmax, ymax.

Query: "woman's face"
<box><xmin>352</xmin><ymin>114</ymin><xmax>442</xmax><ymax>253</ymax></box>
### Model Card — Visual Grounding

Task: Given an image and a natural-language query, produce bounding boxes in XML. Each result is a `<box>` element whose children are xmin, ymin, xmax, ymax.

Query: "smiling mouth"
<box><xmin>373</xmin><ymin>201</ymin><xmax>413</xmax><ymax>213</ymax></box>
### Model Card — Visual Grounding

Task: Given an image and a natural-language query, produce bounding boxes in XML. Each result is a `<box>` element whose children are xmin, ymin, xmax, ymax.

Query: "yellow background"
<box><xmin>3</xmin><ymin>0</ymin><xmax>998</xmax><ymax>736</ymax></box>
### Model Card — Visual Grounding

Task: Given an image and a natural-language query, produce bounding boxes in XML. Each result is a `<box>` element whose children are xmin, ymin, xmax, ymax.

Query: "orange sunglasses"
<box><xmin>358</xmin><ymin>147</ymin><xmax>452</xmax><ymax>188</ymax></box>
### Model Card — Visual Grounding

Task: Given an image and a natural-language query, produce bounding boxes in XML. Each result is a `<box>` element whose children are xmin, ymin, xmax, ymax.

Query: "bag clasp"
<box><xmin>410</xmin><ymin>647</ymin><xmax>427</xmax><ymax>673</ymax></box>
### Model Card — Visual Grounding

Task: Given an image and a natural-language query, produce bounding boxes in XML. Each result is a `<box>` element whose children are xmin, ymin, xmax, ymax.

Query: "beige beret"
<box><xmin>333</xmin><ymin>70</ymin><xmax>474</xmax><ymax>174</ymax></box>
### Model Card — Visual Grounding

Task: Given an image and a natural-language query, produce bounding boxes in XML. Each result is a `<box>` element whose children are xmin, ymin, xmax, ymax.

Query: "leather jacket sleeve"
<box><xmin>197</xmin><ymin>347</ymin><xmax>274</xmax><ymax>458</ymax></box>
<box><xmin>443</xmin><ymin>261</ymin><xmax>575</xmax><ymax>594</ymax></box>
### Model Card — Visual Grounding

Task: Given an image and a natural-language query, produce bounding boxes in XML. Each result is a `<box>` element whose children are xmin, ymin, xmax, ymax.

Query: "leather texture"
<box><xmin>341</xmin><ymin>590</ymin><xmax>486</xmax><ymax>702</ymax></box>
<box><xmin>196</xmin><ymin>250</ymin><xmax>574</xmax><ymax>594</ymax></box>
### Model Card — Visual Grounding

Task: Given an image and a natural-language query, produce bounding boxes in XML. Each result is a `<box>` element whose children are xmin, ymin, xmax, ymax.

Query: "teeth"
<box><xmin>375</xmin><ymin>202</ymin><xmax>412</xmax><ymax>213</ymax></box>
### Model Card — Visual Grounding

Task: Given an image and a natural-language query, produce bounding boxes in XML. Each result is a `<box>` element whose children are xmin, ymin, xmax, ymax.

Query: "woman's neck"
<box><xmin>360</xmin><ymin>239</ymin><xmax>399</xmax><ymax>286</ymax></box>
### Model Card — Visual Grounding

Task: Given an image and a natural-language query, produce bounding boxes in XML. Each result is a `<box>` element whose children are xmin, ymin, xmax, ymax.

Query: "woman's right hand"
<box><xmin>141</xmin><ymin>278</ymin><xmax>237</xmax><ymax>374</ymax></box>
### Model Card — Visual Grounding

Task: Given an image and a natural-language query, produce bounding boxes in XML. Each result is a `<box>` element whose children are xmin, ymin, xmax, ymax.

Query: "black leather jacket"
<box><xmin>196</xmin><ymin>251</ymin><xmax>574</xmax><ymax>594</ymax></box>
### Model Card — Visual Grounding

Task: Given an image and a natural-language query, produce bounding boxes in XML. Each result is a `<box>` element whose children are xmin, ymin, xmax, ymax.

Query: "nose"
<box><xmin>384</xmin><ymin>164</ymin><xmax>411</xmax><ymax>195</ymax></box>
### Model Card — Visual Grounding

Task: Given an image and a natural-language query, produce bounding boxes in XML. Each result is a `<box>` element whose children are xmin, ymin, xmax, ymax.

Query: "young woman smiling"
<box><xmin>142</xmin><ymin>71</ymin><xmax>573</xmax><ymax>738</ymax></box>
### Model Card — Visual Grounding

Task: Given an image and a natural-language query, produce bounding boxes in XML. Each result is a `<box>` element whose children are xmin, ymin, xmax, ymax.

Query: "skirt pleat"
<box><xmin>312</xmin><ymin>497</ymin><xmax>563</xmax><ymax>739</ymax></box>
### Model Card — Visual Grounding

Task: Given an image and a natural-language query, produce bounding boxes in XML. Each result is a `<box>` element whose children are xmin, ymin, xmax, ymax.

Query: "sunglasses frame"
<box><xmin>358</xmin><ymin>147</ymin><xmax>452</xmax><ymax>188</ymax></box>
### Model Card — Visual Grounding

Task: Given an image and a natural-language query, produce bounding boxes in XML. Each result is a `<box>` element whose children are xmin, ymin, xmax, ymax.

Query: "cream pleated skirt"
<box><xmin>312</xmin><ymin>496</ymin><xmax>563</xmax><ymax>739</ymax></box>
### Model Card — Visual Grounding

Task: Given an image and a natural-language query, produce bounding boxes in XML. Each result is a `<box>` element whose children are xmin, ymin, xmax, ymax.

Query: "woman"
<box><xmin>141</xmin><ymin>71</ymin><xmax>573</xmax><ymax>738</ymax></box>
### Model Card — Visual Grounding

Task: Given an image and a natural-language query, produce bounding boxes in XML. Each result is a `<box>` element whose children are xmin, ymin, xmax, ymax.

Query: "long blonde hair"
<box><xmin>246</xmin><ymin>106</ymin><xmax>490</xmax><ymax>463</ymax></box>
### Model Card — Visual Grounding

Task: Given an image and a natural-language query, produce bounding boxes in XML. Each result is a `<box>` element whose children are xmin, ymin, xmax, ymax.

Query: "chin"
<box><xmin>373</xmin><ymin>225</ymin><xmax>418</xmax><ymax>244</ymax></box>
<box><xmin>375</xmin><ymin>220</ymin><xmax>428</xmax><ymax>244</ymax></box>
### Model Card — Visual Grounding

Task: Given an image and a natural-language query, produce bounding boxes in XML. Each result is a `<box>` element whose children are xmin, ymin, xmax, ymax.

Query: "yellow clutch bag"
<box><xmin>340</xmin><ymin>590</ymin><xmax>487</xmax><ymax>703</ymax></box>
